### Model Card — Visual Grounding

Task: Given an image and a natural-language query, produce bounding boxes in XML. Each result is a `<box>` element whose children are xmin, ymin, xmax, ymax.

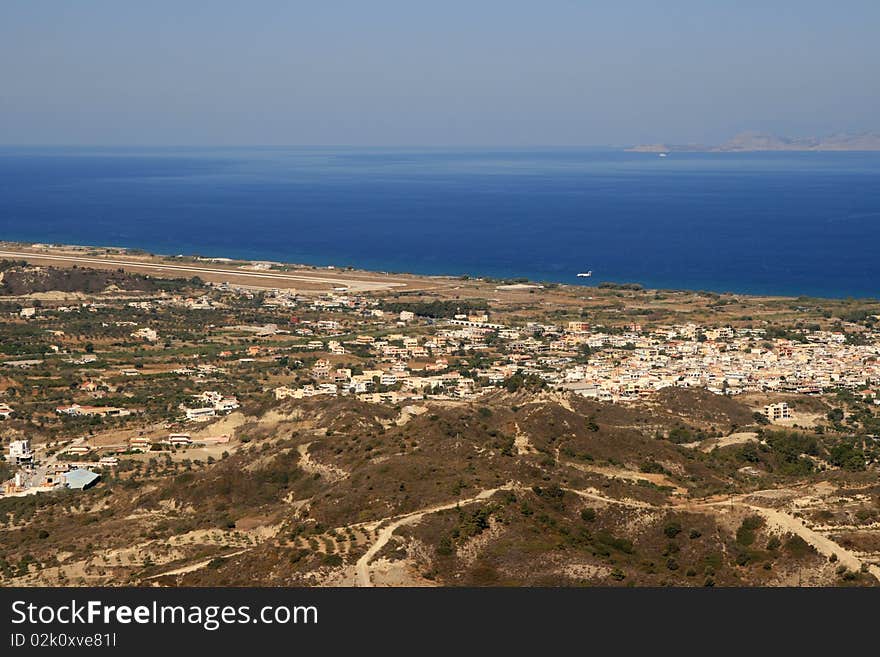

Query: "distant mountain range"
<box><xmin>627</xmin><ymin>131</ymin><xmax>880</xmax><ymax>153</ymax></box>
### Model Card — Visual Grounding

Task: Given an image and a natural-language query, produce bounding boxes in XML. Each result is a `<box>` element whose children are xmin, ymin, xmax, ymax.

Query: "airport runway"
<box><xmin>0</xmin><ymin>249</ymin><xmax>412</xmax><ymax>291</ymax></box>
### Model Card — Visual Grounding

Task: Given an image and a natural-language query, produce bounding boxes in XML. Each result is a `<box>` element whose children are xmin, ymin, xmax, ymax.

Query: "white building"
<box><xmin>192</xmin><ymin>391</ymin><xmax>239</xmax><ymax>414</ymax></box>
<box><xmin>7</xmin><ymin>439</ymin><xmax>34</xmax><ymax>464</ymax></box>
<box><xmin>185</xmin><ymin>407</ymin><xmax>217</xmax><ymax>422</ymax></box>
<box><xmin>131</xmin><ymin>327</ymin><xmax>159</xmax><ymax>342</ymax></box>
<box><xmin>215</xmin><ymin>397</ymin><xmax>240</xmax><ymax>413</ymax></box>
<box><xmin>763</xmin><ymin>402</ymin><xmax>792</xmax><ymax>421</ymax></box>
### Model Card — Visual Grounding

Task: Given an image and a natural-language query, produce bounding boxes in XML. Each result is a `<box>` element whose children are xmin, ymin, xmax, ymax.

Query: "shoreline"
<box><xmin>0</xmin><ymin>240</ymin><xmax>874</xmax><ymax>301</ymax></box>
<box><xmin>2</xmin><ymin>147</ymin><xmax>879</xmax><ymax>301</ymax></box>
<box><xmin>0</xmin><ymin>243</ymin><xmax>430</xmax><ymax>294</ymax></box>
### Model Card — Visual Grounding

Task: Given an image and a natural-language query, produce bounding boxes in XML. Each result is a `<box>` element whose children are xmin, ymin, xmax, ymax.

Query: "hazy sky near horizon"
<box><xmin>1</xmin><ymin>1</ymin><xmax>878</xmax><ymax>146</ymax></box>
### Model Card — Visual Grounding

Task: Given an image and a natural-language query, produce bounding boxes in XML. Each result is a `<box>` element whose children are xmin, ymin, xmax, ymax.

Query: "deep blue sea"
<box><xmin>1</xmin><ymin>147</ymin><xmax>879</xmax><ymax>298</ymax></box>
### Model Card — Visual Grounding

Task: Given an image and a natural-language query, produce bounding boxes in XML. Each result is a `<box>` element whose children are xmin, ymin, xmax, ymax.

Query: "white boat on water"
<box><xmin>658</xmin><ymin>152</ymin><xmax>668</xmax><ymax>157</ymax></box>
<box><xmin>577</xmin><ymin>271</ymin><xmax>592</xmax><ymax>278</ymax></box>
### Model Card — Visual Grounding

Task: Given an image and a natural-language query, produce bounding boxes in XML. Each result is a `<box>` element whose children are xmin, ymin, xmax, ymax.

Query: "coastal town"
<box><xmin>5</xmin><ymin>268</ymin><xmax>879</xmax><ymax>494</ymax></box>
<box><xmin>274</xmin><ymin>306</ymin><xmax>880</xmax><ymax>406</ymax></box>
<box><xmin>2</xmin><ymin>245</ymin><xmax>880</xmax><ymax>586</ymax></box>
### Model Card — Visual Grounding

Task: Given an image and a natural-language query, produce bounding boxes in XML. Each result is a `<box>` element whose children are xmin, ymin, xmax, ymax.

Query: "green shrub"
<box><xmin>736</xmin><ymin>515</ymin><xmax>763</xmax><ymax>546</ymax></box>
<box><xmin>580</xmin><ymin>508</ymin><xmax>596</xmax><ymax>522</ymax></box>
<box><xmin>663</xmin><ymin>521</ymin><xmax>682</xmax><ymax>538</ymax></box>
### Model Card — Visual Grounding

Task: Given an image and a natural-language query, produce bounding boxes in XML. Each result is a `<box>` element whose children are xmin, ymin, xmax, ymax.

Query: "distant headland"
<box><xmin>627</xmin><ymin>131</ymin><xmax>880</xmax><ymax>153</ymax></box>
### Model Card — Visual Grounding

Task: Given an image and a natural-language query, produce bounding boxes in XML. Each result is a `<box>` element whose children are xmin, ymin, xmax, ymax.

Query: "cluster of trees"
<box><xmin>597</xmin><ymin>282</ymin><xmax>643</xmax><ymax>291</ymax></box>
<box><xmin>834</xmin><ymin>307</ymin><xmax>877</xmax><ymax>327</ymax></box>
<box><xmin>762</xmin><ymin>431</ymin><xmax>818</xmax><ymax>476</ymax></box>
<box><xmin>763</xmin><ymin>325</ymin><xmax>809</xmax><ymax>343</ymax></box>
<box><xmin>664</xmin><ymin>426</ymin><xmax>708</xmax><ymax>444</ymax></box>
<box><xmin>732</xmin><ymin>429</ymin><xmax>873</xmax><ymax>475</ymax></box>
<box><xmin>436</xmin><ymin>505</ymin><xmax>497</xmax><ymax>557</ymax></box>
<box><xmin>503</xmin><ymin>373</ymin><xmax>546</xmax><ymax>393</ymax></box>
<box><xmin>380</xmin><ymin>298</ymin><xmax>489</xmax><ymax>318</ymax></box>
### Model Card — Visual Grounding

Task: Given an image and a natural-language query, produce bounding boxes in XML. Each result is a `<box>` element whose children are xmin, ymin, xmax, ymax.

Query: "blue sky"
<box><xmin>1</xmin><ymin>1</ymin><xmax>878</xmax><ymax>145</ymax></box>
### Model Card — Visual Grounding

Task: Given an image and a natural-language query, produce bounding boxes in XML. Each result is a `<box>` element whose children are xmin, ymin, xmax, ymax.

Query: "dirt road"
<box><xmin>355</xmin><ymin>484</ymin><xmax>517</xmax><ymax>587</ymax></box>
<box><xmin>743</xmin><ymin>503</ymin><xmax>880</xmax><ymax>579</ymax></box>
<box><xmin>145</xmin><ymin>549</ymin><xmax>250</xmax><ymax>579</ymax></box>
<box><xmin>566</xmin><ymin>485</ymin><xmax>880</xmax><ymax>582</ymax></box>
<box><xmin>563</xmin><ymin>460</ymin><xmax>689</xmax><ymax>496</ymax></box>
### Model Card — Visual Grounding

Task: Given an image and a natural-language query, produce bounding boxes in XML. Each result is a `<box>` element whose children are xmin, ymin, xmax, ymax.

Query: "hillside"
<box><xmin>627</xmin><ymin>132</ymin><xmax>880</xmax><ymax>153</ymax></box>
<box><xmin>715</xmin><ymin>132</ymin><xmax>880</xmax><ymax>152</ymax></box>
<box><xmin>3</xmin><ymin>390</ymin><xmax>878</xmax><ymax>587</ymax></box>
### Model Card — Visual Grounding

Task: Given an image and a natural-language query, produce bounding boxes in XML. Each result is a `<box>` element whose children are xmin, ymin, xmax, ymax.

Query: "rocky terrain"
<box><xmin>3</xmin><ymin>391</ymin><xmax>879</xmax><ymax>587</ymax></box>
